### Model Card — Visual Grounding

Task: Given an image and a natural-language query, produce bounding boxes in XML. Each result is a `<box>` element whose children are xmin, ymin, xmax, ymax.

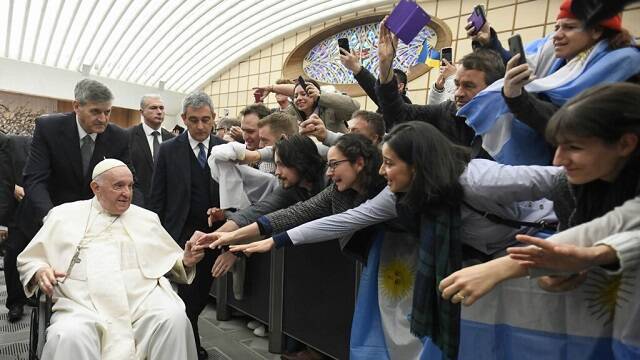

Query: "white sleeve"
<box><xmin>426</xmin><ymin>76</ymin><xmax>455</xmax><ymax>105</ymax></box>
<box><xmin>286</xmin><ymin>187</ymin><xmax>398</xmax><ymax>245</ymax></box>
<box><xmin>463</xmin><ymin>159</ymin><xmax>561</xmax><ymax>205</ymax></box>
<box><xmin>595</xmin><ymin>230</ymin><xmax>640</xmax><ymax>274</ymax></box>
<box><xmin>546</xmin><ymin>196</ymin><xmax>640</xmax><ymax>246</ymax></box>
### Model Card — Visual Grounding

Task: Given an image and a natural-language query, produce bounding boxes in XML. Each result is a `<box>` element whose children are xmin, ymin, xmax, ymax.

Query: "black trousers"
<box><xmin>178</xmin><ymin>221</ymin><xmax>218</xmax><ymax>351</ymax></box>
<box><xmin>4</xmin><ymin>225</ymin><xmax>28</xmax><ymax>309</ymax></box>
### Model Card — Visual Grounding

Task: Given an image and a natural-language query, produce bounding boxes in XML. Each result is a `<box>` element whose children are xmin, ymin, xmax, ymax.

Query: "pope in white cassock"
<box><xmin>17</xmin><ymin>159</ymin><xmax>204</xmax><ymax>360</ymax></box>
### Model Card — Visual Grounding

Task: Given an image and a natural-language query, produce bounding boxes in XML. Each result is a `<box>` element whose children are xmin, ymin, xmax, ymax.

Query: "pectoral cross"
<box><xmin>60</xmin><ymin>245</ymin><xmax>86</xmax><ymax>283</ymax></box>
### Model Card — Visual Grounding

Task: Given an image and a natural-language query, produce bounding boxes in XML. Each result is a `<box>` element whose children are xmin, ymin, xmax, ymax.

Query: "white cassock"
<box><xmin>17</xmin><ymin>199</ymin><xmax>198</xmax><ymax>360</ymax></box>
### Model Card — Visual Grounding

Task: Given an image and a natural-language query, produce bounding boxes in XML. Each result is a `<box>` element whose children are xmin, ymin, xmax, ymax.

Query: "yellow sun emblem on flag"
<box><xmin>583</xmin><ymin>271</ymin><xmax>634</xmax><ymax>325</ymax></box>
<box><xmin>379</xmin><ymin>259</ymin><xmax>415</xmax><ymax>301</ymax></box>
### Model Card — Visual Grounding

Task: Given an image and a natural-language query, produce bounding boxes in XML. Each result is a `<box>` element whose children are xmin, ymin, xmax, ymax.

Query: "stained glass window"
<box><xmin>303</xmin><ymin>23</ymin><xmax>437</xmax><ymax>84</ymax></box>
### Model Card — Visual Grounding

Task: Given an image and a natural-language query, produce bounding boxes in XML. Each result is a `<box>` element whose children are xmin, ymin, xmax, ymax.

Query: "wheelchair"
<box><xmin>28</xmin><ymin>290</ymin><xmax>52</xmax><ymax>360</ymax></box>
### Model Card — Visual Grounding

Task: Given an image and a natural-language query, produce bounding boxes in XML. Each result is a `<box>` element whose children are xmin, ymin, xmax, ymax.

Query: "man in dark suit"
<box><xmin>127</xmin><ymin>94</ymin><xmax>174</xmax><ymax>207</ymax></box>
<box><xmin>150</xmin><ymin>91</ymin><xmax>225</xmax><ymax>360</ymax></box>
<box><xmin>19</xmin><ymin>79</ymin><xmax>140</xmax><ymax>242</ymax></box>
<box><xmin>0</xmin><ymin>132</ymin><xmax>12</xmax><ymax>227</ymax></box>
<box><xmin>1</xmin><ymin>135</ymin><xmax>32</xmax><ymax>322</ymax></box>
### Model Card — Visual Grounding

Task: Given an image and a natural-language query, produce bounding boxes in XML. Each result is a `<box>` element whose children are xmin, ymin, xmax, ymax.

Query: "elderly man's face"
<box><xmin>91</xmin><ymin>166</ymin><xmax>134</xmax><ymax>215</ymax></box>
<box><xmin>74</xmin><ymin>100</ymin><xmax>112</xmax><ymax>134</ymax></box>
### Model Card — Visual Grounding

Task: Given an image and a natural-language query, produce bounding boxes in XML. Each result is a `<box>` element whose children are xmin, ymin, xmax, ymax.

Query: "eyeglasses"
<box><xmin>326</xmin><ymin>159</ymin><xmax>350</xmax><ymax>170</ymax></box>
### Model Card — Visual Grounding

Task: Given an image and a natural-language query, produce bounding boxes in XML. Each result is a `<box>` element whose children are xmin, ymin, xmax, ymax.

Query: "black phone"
<box><xmin>468</xmin><ymin>5</ymin><xmax>486</xmax><ymax>35</ymax></box>
<box><xmin>338</xmin><ymin>37</ymin><xmax>350</xmax><ymax>54</ymax></box>
<box><xmin>441</xmin><ymin>47</ymin><xmax>453</xmax><ymax>64</ymax></box>
<box><xmin>508</xmin><ymin>34</ymin><xmax>527</xmax><ymax>65</ymax></box>
<box><xmin>297</xmin><ymin>75</ymin><xmax>308</xmax><ymax>95</ymax></box>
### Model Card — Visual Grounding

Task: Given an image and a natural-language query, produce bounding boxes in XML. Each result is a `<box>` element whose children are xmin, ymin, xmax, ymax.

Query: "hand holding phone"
<box><xmin>338</xmin><ymin>37</ymin><xmax>350</xmax><ymax>54</ymax></box>
<box><xmin>508</xmin><ymin>34</ymin><xmax>527</xmax><ymax>66</ymax></box>
<box><xmin>440</xmin><ymin>47</ymin><xmax>453</xmax><ymax>65</ymax></box>
<box><xmin>297</xmin><ymin>76</ymin><xmax>308</xmax><ymax>95</ymax></box>
<box><xmin>467</xmin><ymin>5</ymin><xmax>486</xmax><ymax>36</ymax></box>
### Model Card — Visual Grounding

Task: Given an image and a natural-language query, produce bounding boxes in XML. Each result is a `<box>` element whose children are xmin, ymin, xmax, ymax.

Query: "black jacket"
<box><xmin>0</xmin><ymin>135</ymin><xmax>31</xmax><ymax>226</ymax></box>
<box><xmin>126</xmin><ymin>123</ymin><xmax>174</xmax><ymax>208</ymax></box>
<box><xmin>376</xmin><ymin>78</ymin><xmax>476</xmax><ymax>147</ymax></box>
<box><xmin>149</xmin><ymin>132</ymin><xmax>225</xmax><ymax>242</ymax></box>
<box><xmin>19</xmin><ymin>112</ymin><xmax>140</xmax><ymax>238</ymax></box>
<box><xmin>353</xmin><ymin>66</ymin><xmax>411</xmax><ymax>112</ymax></box>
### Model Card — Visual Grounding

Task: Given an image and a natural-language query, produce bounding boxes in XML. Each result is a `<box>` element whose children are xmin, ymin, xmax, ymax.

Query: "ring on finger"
<box><xmin>454</xmin><ymin>293</ymin><xmax>466</xmax><ymax>302</ymax></box>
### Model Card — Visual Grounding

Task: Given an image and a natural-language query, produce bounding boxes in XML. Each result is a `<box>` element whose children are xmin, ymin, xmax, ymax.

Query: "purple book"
<box><xmin>384</xmin><ymin>0</ymin><xmax>431</xmax><ymax>44</ymax></box>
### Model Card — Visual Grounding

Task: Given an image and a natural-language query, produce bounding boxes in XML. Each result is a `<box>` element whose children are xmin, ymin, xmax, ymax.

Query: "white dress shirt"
<box><xmin>76</xmin><ymin>116</ymin><xmax>97</xmax><ymax>147</ymax></box>
<box><xmin>187</xmin><ymin>132</ymin><xmax>210</xmax><ymax>158</ymax></box>
<box><xmin>142</xmin><ymin>122</ymin><xmax>164</xmax><ymax>157</ymax></box>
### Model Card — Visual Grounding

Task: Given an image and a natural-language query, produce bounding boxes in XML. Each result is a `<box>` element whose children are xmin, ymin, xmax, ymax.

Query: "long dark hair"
<box><xmin>333</xmin><ymin>133</ymin><xmax>385</xmax><ymax>198</ymax></box>
<box><xmin>547</xmin><ymin>82</ymin><xmax>640</xmax><ymax>225</ymax></box>
<box><xmin>384</xmin><ymin>122</ymin><xmax>470</xmax><ymax>214</ymax></box>
<box><xmin>274</xmin><ymin>135</ymin><xmax>325</xmax><ymax>191</ymax></box>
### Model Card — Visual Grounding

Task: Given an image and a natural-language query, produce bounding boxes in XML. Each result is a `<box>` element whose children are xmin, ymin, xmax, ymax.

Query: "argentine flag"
<box><xmin>351</xmin><ymin>230</ymin><xmax>640</xmax><ymax>359</ymax></box>
<box><xmin>458</xmin><ymin>35</ymin><xmax>640</xmax><ymax>166</ymax></box>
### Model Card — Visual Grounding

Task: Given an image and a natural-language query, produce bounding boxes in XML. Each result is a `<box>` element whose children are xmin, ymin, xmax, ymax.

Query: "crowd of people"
<box><xmin>0</xmin><ymin>0</ymin><xmax>639</xmax><ymax>359</ymax></box>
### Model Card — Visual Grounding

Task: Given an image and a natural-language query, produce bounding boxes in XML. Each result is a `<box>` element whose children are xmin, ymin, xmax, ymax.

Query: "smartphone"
<box><xmin>297</xmin><ymin>75</ymin><xmax>308</xmax><ymax>95</ymax></box>
<box><xmin>338</xmin><ymin>37</ymin><xmax>350</xmax><ymax>54</ymax></box>
<box><xmin>467</xmin><ymin>5</ymin><xmax>486</xmax><ymax>35</ymax></box>
<box><xmin>441</xmin><ymin>47</ymin><xmax>453</xmax><ymax>65</ymax></box>
<box><xmin>508</xmin><ymin>34</ymin><xmax>527</xmax><ymax>66</ymax></box>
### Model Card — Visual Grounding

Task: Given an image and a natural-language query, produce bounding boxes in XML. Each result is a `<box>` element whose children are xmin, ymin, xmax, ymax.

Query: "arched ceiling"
<box><xmin>0</xmin><ymin>0</ymin><xmax>390</xmax><ymax>95</ymax></box>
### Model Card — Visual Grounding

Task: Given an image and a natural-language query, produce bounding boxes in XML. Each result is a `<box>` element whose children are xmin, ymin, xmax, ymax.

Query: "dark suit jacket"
<box><xmin>126</xmin><ymin>123</ymin><xmax>174</xmax><ymax>208</ymax></box>
<box><xmin>0</xmin><ymin>133</ymin><xmax>11</xmax><ymax>224</ymax></box>
<box><xmin>20</xmin><ymin>112</ymin><xmax>140</xmax><ymax>238</ymax></box>
<box><xmin>149</xmin><ymin>132</ymin><xmax>225</xmax><ymax>242</ymax></box>
<box><xmin>0</xmin><ymin>135</ymin><xmax>31</xmax><ymax>226</ymax></box>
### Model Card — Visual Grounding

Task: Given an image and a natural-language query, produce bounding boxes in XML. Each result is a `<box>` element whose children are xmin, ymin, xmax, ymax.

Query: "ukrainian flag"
<box><xmin>426</xmin><ymin>49</ymin><xmax>441</xmax><ymax>68</ymax></box>
<box><xmin>416</xmin><ymin>38</ymin><xmax>430</xmax><ymax>64</ymax></box>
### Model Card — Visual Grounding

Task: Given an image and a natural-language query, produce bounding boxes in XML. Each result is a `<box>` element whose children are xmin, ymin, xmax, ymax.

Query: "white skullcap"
<box><xmin>92</xmin><ymin>158</ymin><xmax>127</xmax><ymax>179</ymax></box>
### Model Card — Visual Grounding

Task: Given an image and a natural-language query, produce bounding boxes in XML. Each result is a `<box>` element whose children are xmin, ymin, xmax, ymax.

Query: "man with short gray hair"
<box><xmin>19</xmin><ymin>78</ymin><xmax>140</xmax><ymax>242</ymax></box>
<box><xmin>150</xmin><ymin>91</ymin><xmax>227</xmax><ymax>360</ymax></box>
<box><xmin>127</xmin><ymin>94</ymin><xmax>173</xmax><ymax>207</ymax></box>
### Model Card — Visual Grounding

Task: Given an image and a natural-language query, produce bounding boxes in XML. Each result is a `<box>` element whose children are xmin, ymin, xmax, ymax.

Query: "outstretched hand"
<box><xmin>229</xmin><ymin>238</ymin><xmax>275</xmax><ymax>255</ymax></box>
<box><xmin>212</xmin><ymin>251</ymin><xmax>237</xmax><ymax>278</ymax></box>
<box><xmin>439</xmin><ymin>261</ymin><xmax>503</xmax><ymax>306</ymax></box>
<box><xmin>508</xmin><ymin>234</ymin><xmax>617</xmax><ymax>273</ymax></box>
<box><xmin>183</xmin><ymin>237</ymin><xmax>205</xmax><ymax>268</ymax></box>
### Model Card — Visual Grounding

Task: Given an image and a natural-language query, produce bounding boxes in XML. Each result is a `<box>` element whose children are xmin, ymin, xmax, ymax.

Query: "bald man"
<box><xmin>18</xmin><ymin>159</ymin><xmax>204</xmax><ymax>360</ymax></box>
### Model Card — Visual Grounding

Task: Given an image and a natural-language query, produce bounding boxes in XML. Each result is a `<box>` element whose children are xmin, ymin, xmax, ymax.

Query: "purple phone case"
<box><xmin>468</xmin><ymin>6</ymin><xmax>486</xmax><ymax>33</ymax></box>
<box><xmin>385</xmin><ymin>0</ymin><xmax>431</xmax><ymax>44</ymax></box>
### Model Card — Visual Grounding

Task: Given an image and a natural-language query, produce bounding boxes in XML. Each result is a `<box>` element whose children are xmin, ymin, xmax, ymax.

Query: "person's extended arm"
<box><xmin>317</xmin><ymin>93</ymin><xmax>360</xmax><ymax>132</ymax></box>
<box><xmin>228</xmin><ymin>187</ymin><xmax>398</xmax><ymax>254</ymax></box>
<box><xmin>277</xmin><ymin>186</ymin><xmax>397</xmax><ymax>247</ymax></box>
<box><xmin>253</xmin><ymin>84</ymin><xmax>296</xmax><ymax>99</ymax></box>
<box><xmin>256</xmin><ymin>185</ymin><xmax>335</xmax><ymax>236</ymax></box>
<box><xmin>541</xmin><ymin>196</ymin><xmax>640</xmax><ymax>248</ymax></box>
<box><xmin>462</xmin><ymin>159</ymin><xmax>561</xmax><ymax>205</ymax></box>
<box><xmin>469</xmin><ymin>22</ymin><xmax>511</xmax><ymax>64</ymax></box>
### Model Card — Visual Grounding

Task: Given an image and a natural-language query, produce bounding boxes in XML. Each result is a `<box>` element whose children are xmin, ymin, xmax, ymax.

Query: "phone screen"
<box><xmin>508</xmin><ymin>34</ymin><xmax>527</xmax><ymax>65</ymax></box>
<box><xmin>297</xmin><ymin>76</ymin><xmax>308</xmax><ymax>95</ymax></box>
<box><xmin>338</xmin><ymin>38</ymin><xmax>350</xmax><ymax>54</ymax></box>
<box><xmin>441</xmin><ymin>47</ymin><xmax>453</xmax><ymax>64</ymax></box>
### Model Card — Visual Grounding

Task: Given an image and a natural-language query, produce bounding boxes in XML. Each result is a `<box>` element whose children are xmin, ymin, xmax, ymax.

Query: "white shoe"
<box><xmin>253</xmin><ymin>325</ymin><xmax>267</xmax><ymax>337</ymax></box>
<box><xmin>247</xmin><ymin>320</ymin><xmax>261</xmax><ymax>330</ymax></box>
